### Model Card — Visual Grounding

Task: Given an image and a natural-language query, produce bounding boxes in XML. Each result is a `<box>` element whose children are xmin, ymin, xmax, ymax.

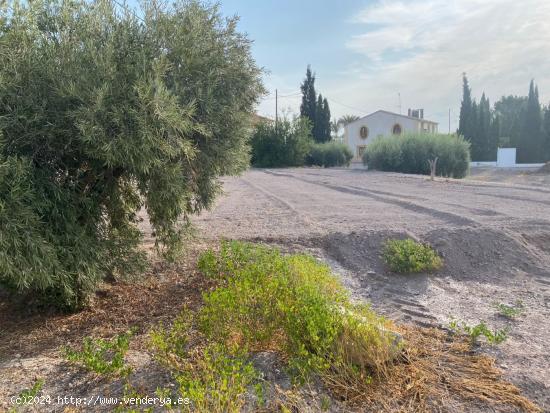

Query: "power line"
<box><xmin>263</xmin><ymin>90</ymin><xmax>370</xmax><ymax>117</ymax></box>
<box><xmin>263</xmin><ymin>91</ymin><xmax>301</xmax><ymax>100</ymax></box>
<box><xmin>325</xmin><ymin>97</ymin><xmax>368</xmax><ymax>115</ymax></box>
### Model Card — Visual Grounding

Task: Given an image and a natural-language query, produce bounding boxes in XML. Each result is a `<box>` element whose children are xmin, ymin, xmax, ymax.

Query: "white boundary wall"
<box><xmin>470</xmin><ymin>148</ymin><xmax>544</xmax><ymax>168</ymax></box>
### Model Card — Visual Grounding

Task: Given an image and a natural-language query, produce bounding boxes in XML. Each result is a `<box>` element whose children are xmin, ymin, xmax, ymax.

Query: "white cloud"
<box><xmin>340</xmin><ymin>0</ymin><xmax>550</xmax><ymax>130</ymax></box>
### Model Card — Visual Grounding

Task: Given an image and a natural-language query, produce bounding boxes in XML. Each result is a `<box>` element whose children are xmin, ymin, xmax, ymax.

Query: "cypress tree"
<box><xmin>300</xmin><ymin>66</ymin><xmax>317</xmax><ymax>127</ymax></box>
<box><xmin>322</xmin><ymin>97</ymin><xmax>332</xmax><ymax>142</ymax></box>
<box><xmin>299</xmin><ymin>66</ymin><xmax>332</xmax><ymax>143</ymax></box>
<box><xmin>458</xmin><ymin>73</ymin><xmax>472</xmax><ymax>139</ymax></box>
<box><xmin>495</xmin><ymin>95</ymin><xmax>527</xmax><ymax>149</ymax></box>
<box><xmin>520</xmin><ymin>80</ymin><xmax>543</xmax><ymax>162</ymax></box>
<box><xmin>313</xmin><ymin>94</ymin><xmax>323</xmax><ymax>142</ymax></box>
<box><xmin>313</xmin><ymin>94</ymin><xmax>331</xmax><ymax>143</ymax></box>
<box><xmin>478</xmin><ymin>93</ymin><xmax>491</xmax><ymax>160</ymax></box>
<box><xmin>470</xmin><ymin>100</ymin><xmax>481</xmax><ymax>160</ymax></box>
<box><xmin>543</xmin><ymin>106</ymin><xmax>550</xmax><ymax>161</ymax></box>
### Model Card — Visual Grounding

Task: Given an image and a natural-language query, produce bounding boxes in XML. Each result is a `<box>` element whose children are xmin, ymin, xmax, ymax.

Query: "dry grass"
<box><xmin>0</xmin><ymin>243</ymin><xmax>214</xmax><ymax>360</ymax></box>
<box><xmin>322</xmin><ymin>325</ymin><xmax>541</xmax><ymax>413</ymax></box>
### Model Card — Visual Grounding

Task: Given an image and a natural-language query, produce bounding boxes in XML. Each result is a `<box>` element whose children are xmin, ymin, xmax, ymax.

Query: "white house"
<box><xmin>344</xmin><ymin>109</ymin><xmax>439</xmax><ymax>162</ymax></box>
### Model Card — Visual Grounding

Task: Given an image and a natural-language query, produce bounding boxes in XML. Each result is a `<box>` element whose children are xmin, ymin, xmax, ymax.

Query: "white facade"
<box><xmin>344</xmin><ymin>110</ymin><xmax>439</xmax><ymax>161</ymax></box>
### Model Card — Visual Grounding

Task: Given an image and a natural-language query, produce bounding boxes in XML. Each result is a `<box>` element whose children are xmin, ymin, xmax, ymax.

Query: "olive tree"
<box><xmin>0</xmin><ymin>0</ymin><xmax>264</xmax><ymax>308</ymax></box>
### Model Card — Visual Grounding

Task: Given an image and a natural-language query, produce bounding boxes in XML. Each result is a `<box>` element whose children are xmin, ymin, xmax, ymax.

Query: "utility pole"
<box><xmin>398</xmin><ymin>92</ymin><xmax>402</xmax><ymax>114</ymax></box>
<box><xmin>448</xmin><ymin>108</ymin><xmax>451</xmax><ymax>134</ymax></box>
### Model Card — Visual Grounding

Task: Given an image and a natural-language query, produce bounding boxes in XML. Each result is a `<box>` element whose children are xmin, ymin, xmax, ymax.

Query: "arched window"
<box><xmin>392</xmin><ymin>123</ymin><xmax>402</xmax><ymax>135</ymax></box>
<box><xmin>359</xmin><ymin>126</ymin><xmax>369</xmax><ymax>139</ymax></box>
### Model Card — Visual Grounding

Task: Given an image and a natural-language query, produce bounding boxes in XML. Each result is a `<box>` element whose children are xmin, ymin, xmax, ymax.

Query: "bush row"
<box><xmin>250</xmin><ymin>119</ymin><xmax>352</xmax><ymax>168</ymax></box>
<box><xmin>306</xmin><ymin>142</ymin><xmax>353</xmax><ymax>167</ymax></box>
<box><xmin>363</xmin><ymin>133</ymin><xmax>471</xmax><ymax>178</ymax></box>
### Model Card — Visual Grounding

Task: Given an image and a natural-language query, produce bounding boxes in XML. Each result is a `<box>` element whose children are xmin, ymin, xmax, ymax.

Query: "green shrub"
<box><xmin>250</xmin><ymin>117</ymin><xmax>313</xmax><ymax>167</ymax></box>
<box><xmin>0</xmin><ymin>1</ymin><xmax>263</xmax><ymax>309</ymax></box>
<box><xmin>363</xmin><ymin>133</ymin><xmax>470</xmax><ymax>178</ymax></box>
<box><xmin>382</xmin><ymin>239</ymin><xmax>442</xmax><ymax>273</ymax></box>
<box><xmin>306</xmin><ymin>142</ymin><xmax>353</xmax><ymax>167</ymax></box>
<box><xmin>197</xmin><ymin>241</ymin><xmax>396</xmax><ymax>380</ymax></box>
<box><xmin>152</xmin><ymin>242</ymin><xmax>398</xmax><ymax>409</ymax></box>
<box><xmin>65</xmin><ymin>330</ymin><xmax>135</xmax><ymax>377</ymax></box>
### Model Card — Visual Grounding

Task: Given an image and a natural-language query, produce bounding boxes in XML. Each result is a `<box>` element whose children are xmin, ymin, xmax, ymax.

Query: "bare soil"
<box><xmin>193</xmin><ymin>168</ymin><xmax>550</xmax><ymax>410</ymax></box>
<box><xmin>468</xmin><ymin>166</ymin><xmax>550</xmax><ymax>186</ymax></box>
<box><xmin>1</xmin><ymin>167</ymin><xmax>549</xmax><ymax>412</ymax></box>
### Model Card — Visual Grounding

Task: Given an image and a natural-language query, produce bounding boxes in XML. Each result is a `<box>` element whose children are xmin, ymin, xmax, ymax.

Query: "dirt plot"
<box><xmin>194</xmin><ymin>168</ymin><xmax>550</xmax><ymax>410</ymax></box>
<box><xmin>468</xmin><ymin>166</ymin><xmax>550</xmax><ymax>186</ymax></box>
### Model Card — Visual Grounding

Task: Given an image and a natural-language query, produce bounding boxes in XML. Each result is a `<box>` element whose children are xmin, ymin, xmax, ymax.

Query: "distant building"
<box><xmin>344</xmin><ymin>109</ymin><xmax>438</xmax><ymax>162</ymax></box>
<box><xmin>251</xmin><ymin>114</ymin><xmax>273</xmax><ymax>125</ymax></box>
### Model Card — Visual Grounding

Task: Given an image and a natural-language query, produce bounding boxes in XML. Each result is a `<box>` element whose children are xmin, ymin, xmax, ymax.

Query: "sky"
<box><xmin>218</xmin><ymin>0</ymin><xmax>550</xmax><ymax>131</ymax></box>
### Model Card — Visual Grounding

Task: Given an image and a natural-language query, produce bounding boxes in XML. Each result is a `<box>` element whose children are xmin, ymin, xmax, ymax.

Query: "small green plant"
<box><xmin>112</xmin><ymin>382</ymin><xmax>157</xmax><ymax>413</ymax></box>
<box><xmin>320</xmin><ymin>394</ymin><xmax>331</xmax><ymax>411</ymax></box>
<box><xmin>463</xmin><ymin>322</ymin><xmax>509</xmax><ymax>345</ymax></box>
<box><xmin>179</xmin><ymin>344</ymin><xmax>259</xmax><ymax>413</ymax></box>
<box><xmin>65</xmin><ymin>330</ymin><xmax>135</xmax><ymax>377</ymax></box>
<box><xmin>382</xmin><ymin>238</ymin><xmax>442</xmax><ymax>273</ymax></box>
<box><xmin>18</xmin><ymin>379</ymin><xmax>44</xmax><ymax>400</ymax></box>
<box><xmin>448</xmin><ymin>318</ymin><xmax>459</xmax><ymax>333</ymax></box>
<box><xmin>9</xmin><ymin>379</ymin><xmax>45</xmax><ymax>413</ymax></box>
<box><xmin>494</xmin><ymin>301</ymin><xmax>525</xmax><ymax>319</ymax></box>
<box><xmin>151</xmin><ymin>330</ymin><xmax>259</xmax><ymax>413</ymax></box>
<box><xmin>253</xmin><ymin>382</ymin><xmax>266</xmax><ymax>408</ymax></box>
<box><xmin>448</xmin><ymin>319</ymin><xmax>508</xmax><ymax>345</ymax></box>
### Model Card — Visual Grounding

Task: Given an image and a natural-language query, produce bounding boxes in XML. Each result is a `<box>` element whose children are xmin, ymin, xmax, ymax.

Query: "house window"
<box><xmin>359</xmin><ymin>126</ymin><xmax>369</xmax><ymax>139</ymax></box>
<box><xmin>392</xmin><ymin>123</ymin><xmax>402</xmax><ymax>135</ymax></box>
<box><xmin>356</xmin><ymin>145</ymin><xmax>367</xmax><ymax>159</ymax></box>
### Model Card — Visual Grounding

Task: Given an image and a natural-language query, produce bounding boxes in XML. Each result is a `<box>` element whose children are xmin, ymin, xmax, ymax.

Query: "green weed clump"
<box><xmin>152</xmin><ymin>242</ymin><xmax>398</xmax><ymax>411</ymax></box>
<box><xmin>198</xmin><ymin>242</ymin><xmax>397</xmax><ymax>379</ymax></box>
<box><xmin>65</xmin><ymin>330</ymin><xmax>135</xmax><ymax>377</ymax></box>
<box><xmin>8</xmin><ymin>379</ymin><xmax>45</xmax><ymax>413</ymax></box>
<box><xmin>449</xmin><ymin>319</ymin><xmax>509</xmax><ymax>345</ymax></box>
<box><xmin>494</xmin><ymin>301</ymin><xmax>525</xmax><ymax>319</ymax></box>
<box><xmin>382</xmin><ymin>239</ymin><xmax>442</xmax><ymax>273</ymax></box>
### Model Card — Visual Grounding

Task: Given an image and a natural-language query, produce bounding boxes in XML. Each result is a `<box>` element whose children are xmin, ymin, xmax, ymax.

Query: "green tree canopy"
<box><xmin>543</xmin><ymin>106</ymin><xmax>550</xmax><ymax>161</ymax></box>
<box><xmin>0</xmin><ymin>0</ymin><xmax>263</xmax><ymax>309</ymax></box>
<box><xmin>520</xmin><ymin>80</ymin><xmax>543</xmax><ymax>162</ymax></box>
<box><xmin>458</xmin><ymin>73</ymin><xmax>473</xmax><ymax>140</ymax></box>
<box><xmin>300</xmin><ymin>66</ymin><xmax>331</xmax><ymax>143</ymax></box>
<box><xmin>300</xmin><ymin>66</ymin><xmax>317</xmax><ymax>127</ymax></box>
<box><xmin>313</xmin><ymin>94</ymin><xmax>331</xmax><ymax>143</ymax></box>
<box><xmin>250</xmin><ymin>117</ymin><xmax>313</xmax><ymax>167</ymax></box>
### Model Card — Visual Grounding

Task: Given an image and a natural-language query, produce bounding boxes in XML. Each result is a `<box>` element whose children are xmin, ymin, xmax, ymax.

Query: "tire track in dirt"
<box><xmin>262</xmin><ymin>169</ymin><xmax>479</xmax><ymax>227</ymax></box>
<box><xmin>262</xmin><ymin>169</ymin><xmax>550</xmax><ymax>268</ymax></box>
<box><xmin>240</xmin><ymin>176</ymin><xmax>324</xmax><ymax>232</ymax></box>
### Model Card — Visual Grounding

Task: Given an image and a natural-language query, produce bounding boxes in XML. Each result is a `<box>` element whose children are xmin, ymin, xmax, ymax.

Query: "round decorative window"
<box><xmin>359</xmin><ymin>126</ymin><xmax>369</xmax><ymax>139</ymax></box>
<box><xmin>392</xmin><ymin>123</ymin><xmax>402</xmax><ymax>135</ymax></box>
